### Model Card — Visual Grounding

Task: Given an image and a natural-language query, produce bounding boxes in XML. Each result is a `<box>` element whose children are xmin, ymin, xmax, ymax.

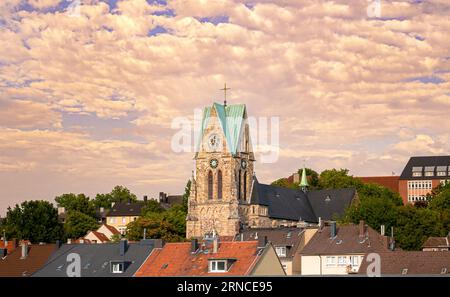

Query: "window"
<box><xmin>425</xmin><ymin>171</ymin><xmax>434</xmax><ymax>177</ymax></box>
<box><xmin>112</xmin><ymin>262</ymin><xmax>124</xmax><ymax>274</ymax></box>
<box><xmin>109</xmin><ymin>217</ymin><xmax>115</xmax><ymax>224</ymax></box>
<box><xmin>326</xmin><ymin>256</ymin><xmax>336</xmax><ymax>267</ymax></box>
<box><xmin>122</xmin><ymin>217</ymin><xmax>126</xmax><ymax>224</ymax></box>
<box><xmin>424</xmin><ymin>166</ymin><xmax>435</xmax><ymax>177</ymax></box>
<box><xmin>338</xmin><ymin>256</ymin><xmax>347</xmax><ymax>266</ymax></box>
<box><xmin>209</xmin><ymin>260</ymin><xmax>227</xmax><ymax>272</ymax></box>
<box><xmin>243</xmin><ymin>171</ymin><xmax>247</xmax><ymax>201</ymax></box>
<box><xmin>412</xmin><ymin>172</ymin><xmax>422</xmax><ymax>177</ymax></box>
<box><xmin>275</xmin><ymin>247</ymin><xmax>287</xmax><ymax>257</ymax></box>
<box><xmin>350</xmin><ymin>256</ymin><xmax>359</xmax><ymax>266</ymax></box>
<box><xmin>437</xmin><ymin>171</ymin><xmax>446</xmax><ymax>176</ymax></box>
<box><xmin>238</xmin><ymin>170</ymin><xmax>242</xmax><ymax>200</ymax></box>
<box><xmin>217</xmin><ymin>170</ymin><xmax>222</xmax><ymax>200</ymax></box>
<box><xmin>208</xmin><ymin>171</ymin><xmax>213</xmax><ymax>200</ymax></box>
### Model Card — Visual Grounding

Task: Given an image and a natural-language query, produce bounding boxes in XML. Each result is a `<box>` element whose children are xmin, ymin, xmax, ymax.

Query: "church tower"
<box><xmin>186</xmin><ymin>102</ymin><xmax>255</xmax><ymax>238</ymax></box>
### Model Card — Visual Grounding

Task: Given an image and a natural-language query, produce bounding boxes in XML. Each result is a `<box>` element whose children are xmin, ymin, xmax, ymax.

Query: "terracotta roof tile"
<box><xmin>103</xmin><ymin>224</ymin><xmax>120</xmax><ymax>235</ymax></box>
<box><xmin>0</xmin><ymin>244</ymin><xmax>56</xmax><ymax>277</ymax></box>
<box><xmin>135</xmin><ymin>241</ymin><xmax>262</xmax><ymax>276</ymax></box>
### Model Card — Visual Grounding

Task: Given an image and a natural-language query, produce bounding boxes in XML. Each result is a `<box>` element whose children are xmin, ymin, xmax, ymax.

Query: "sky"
<box><xmin>0</xmin><ymin>0</ymin><xmax>449</xmax><ymax>215</ymax></box>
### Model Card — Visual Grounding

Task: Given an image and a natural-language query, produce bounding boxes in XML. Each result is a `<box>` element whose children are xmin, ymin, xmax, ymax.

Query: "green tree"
<box><xmin>93</xmin><ymin>185</ymin><xmax>138</xmax><ymax>209</ymax></box>
<box><xmin>318</xmin><ymin>169</ymin><xmax>361</xmax><ymax>189</ymax></box>
<box><xmin>63</xmin><ymin>210</ymin><xmax>100</xmax><ymax>240</ymax></box>
<box><xmin>271</xmin><ymin>178</ymin><xmax>297</xmax><ymax>189</ymax></box>
<box><xmin>141</xmin><ymin>199</ymin><xmax>165</xmax><ymax>215</ymax></box>
<box><xmin>2</xmin><ymin>200</ymin><xmax>63</xmax><ymax>243</ymax></box>
<box><xmin>182</xmin><ymin>180</ymin><xmax>191</xmax><ymax>211</ymax></box>
<box><xmin>55</xmin><ymin>193</ymin><xmax>96</xmax><ymax>217</ymax></box>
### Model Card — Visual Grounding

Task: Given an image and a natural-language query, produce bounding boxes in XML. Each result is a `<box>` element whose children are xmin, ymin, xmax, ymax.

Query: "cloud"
<box><xmin>0</xmin><ymin>0</ymin><xmax>450</xmax><ymax>214</ymax></box>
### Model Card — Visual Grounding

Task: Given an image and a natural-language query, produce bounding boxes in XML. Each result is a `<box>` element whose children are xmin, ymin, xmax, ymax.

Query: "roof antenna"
<box><xmin>220</xmin><ymin>83</ymin><xmax>230</xmax><ymax>107</ymax></box>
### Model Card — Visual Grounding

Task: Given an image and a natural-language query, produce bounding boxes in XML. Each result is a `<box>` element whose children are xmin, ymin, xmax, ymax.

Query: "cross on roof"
<box><xmin>220</xmin><ymin>83</ymin><xmax>230</xmax><ymax>107</ymax></box>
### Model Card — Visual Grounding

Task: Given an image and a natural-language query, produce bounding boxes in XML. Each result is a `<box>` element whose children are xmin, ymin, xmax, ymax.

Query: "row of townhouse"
<box><xmin>1</xmin><ymin>221</ymin><xmax>449</xmax><ymax>277</ymax></box>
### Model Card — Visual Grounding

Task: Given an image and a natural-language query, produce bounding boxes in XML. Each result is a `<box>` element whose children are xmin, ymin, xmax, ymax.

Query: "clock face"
<box><xmin>208</xmin><ymin>133</ymin><xmax>221</xmax><ymax>151</ymax></box>
<box><xmin>210</xmin><ymin>158</ymin><xmax>219</xmax><ymax>169</ymax></box>
<box><xmin>241</xmin><ymin>159</ymin><xmax>248</xmax><ymax>169</ymax></box>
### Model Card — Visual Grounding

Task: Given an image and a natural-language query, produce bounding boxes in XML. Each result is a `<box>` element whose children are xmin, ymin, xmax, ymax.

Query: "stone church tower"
<box><xmin>186</xmin><ymin>102</ymin><xmax>255</xmax><ymax>238</ymax></box>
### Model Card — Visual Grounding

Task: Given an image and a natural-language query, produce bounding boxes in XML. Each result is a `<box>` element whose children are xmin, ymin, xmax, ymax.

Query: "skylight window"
<box><xmin>401</xmin><ymin>268</ymin><xmax>408</xmax><ymax>275</ymax></box>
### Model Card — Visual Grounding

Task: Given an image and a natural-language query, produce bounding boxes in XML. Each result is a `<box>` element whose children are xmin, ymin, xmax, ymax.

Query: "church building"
<box><xmin>186</xmin><ymin>102</ymin><xmax>357</xmax><ymax>239</ymax></box>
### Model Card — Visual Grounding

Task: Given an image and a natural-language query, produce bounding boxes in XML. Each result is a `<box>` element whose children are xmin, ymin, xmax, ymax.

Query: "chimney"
<box><xmin>258</xmin><ymin>236</ymin><xmax>268</xmax><ymax>248</ymax></box>
<box><xmin>20</xmin><ymin>242</ymin><xmax>28</xmax><ymax>259</ymax></box>
<box><xmin>0</xmin><ymin>248</ymin><xmax>7</xmax><ymax>258</ymax></box>
<box><xmin>111</xmin><ymin>202</ymin><xmax>115</xmax><ymax>208</ymax></box>
<box><xmin>143</xmin><ymin>195</ymin><xmax>148</xmax><ymax>203</ymax></box>
<box><xmin>359</xmin><ymin>220</ymin><xmax>365</xmax><ymax>238</ymax></box>
<box><xmin>389</xmin><ymin>226</ymin><xmax>395</xmax><ymax>251</ymax></box>
<box><xmin>191</xmin><ymin>239</ymin><xmax>199</xmax><ymax>253</ymax></box>
<box><xmin>56</xmin><ymin>240</ymin><xmax>62</xmax><ymax>248</ymax></box>
<box><xmin>293</xmin><ymin>173</ymin><xmax>300</xmax><ymax>183</ymax></box>
<box><xmin>380</xmin><ymin>225</ymin><xmax>385</xmax><ymax>236</ymax></box>
<box><xmin>119</xmin><ymin>239</ymin><xmax>128</xmax><ymax>256</ymax></box>
<box><xmin>240</xmin><ymin>233</ymin><xmax>244</xmax><ymax>242</ymax></box>
<box><xmin>159</xmin><ymin>192</ymin><xmax>165</xmax><ymax>203</ymax></box>
<box><xmin>213</xmin><ymin>236</ymin><xmax>219</xmax><ymax>254</ymax></box>
<box><xmin>382</xmin><ymin>236</ymin><xmax>389</xmax><ymax>249</ymax></box>
<box><xmin>330</xmin><ymin>221</ymin><xmax>337</xmax><ymax>238</ymax></box>
<box><xmin>12</xmin><ymin>238</ymin><xmax>18</xmax><ymax>248</ymax></box>
<box><xmin>143</xmin><ymin>228</ymin><xmax>147</xmax><ymax>240</ymax></box>
<box><xmin>318</xmin><ymin>217</ymin><xmax>323</xmax><ymax>230</ymax></box>
<box><xmin>67</xmin><ymin>238</ymin><xmax>72</xmax><ymax>244</ymax></box>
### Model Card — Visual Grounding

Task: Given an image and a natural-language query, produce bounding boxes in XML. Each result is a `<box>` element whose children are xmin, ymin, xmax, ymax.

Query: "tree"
<box><xmin>55</xmin><ymin>193</ymin><xmax>96</xmax><ymax>217</ymax></box>
<box><xmin>2</xmin><ymin>200</ymin><xmax>63</xmax><ymax>243</ymax></box>
<box><xmin>141</xmin><ymin>199</ymin><xmax>165</xmax><ymax>215</ymax></box>
<box><xmin>93</xmin><ymin>185</ymin><xmax>138</xmax><ymax>209</ymax></box>
<box><xmin>318</xmin><ymin>169</ymin><xmax>361</xmax><ymax>189</ymax></box>
<box><xmin>182</xmin><ymin>180</ymin><xmax>191</xmax><ymax>211</ymax></box>
<box><xmin>271</xmin><ymin>178</ymin><xmax>297</xmax><ymax>189</ymax></box>
<box><xmin>63</xmin><ymin>210</ymin><xmax>100</xmax><ymax>240</ymax></box>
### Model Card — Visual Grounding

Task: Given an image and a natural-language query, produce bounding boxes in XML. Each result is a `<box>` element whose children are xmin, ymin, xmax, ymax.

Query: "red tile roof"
<box><xmin>103</xmin><ymin>224</ymin><xmax>120</xmax><ymax>235</ymax></box>
<box><xmin>358</xmin><ymin>251</ymin><xmax>450</xmax><ymax>275</ymax></box>
<box><xmin>0</xmin><ymin>244</ymin><xmax>56</xmax><ymax>277</ymax></box>
<box><xmin>135</xmin><ymin>241</ymin><xmax>263</xmax><ymax>276</ymax></box>
<box><xmin>92</xmin><ymin>231</ymin><xmax>110</xmax><ymax>243</ymax></box>
<box><xmin>0</xmin><ymin>240</ymin><xmax>18</xmax><ymax>254</ymax></box>
<box><xmin>357</xmin><ymin>176</ymin><xmax>399</xmax><ymax>193</ymax></box>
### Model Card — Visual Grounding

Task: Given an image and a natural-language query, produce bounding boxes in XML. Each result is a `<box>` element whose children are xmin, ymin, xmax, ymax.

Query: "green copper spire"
<box><xmin>300</xmin><ymin>167</ymin><xmax>309</xmax><ymax>191</ymax></box>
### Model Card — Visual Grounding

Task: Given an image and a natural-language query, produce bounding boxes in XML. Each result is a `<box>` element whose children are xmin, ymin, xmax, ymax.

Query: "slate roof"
<box><xmin>301</xmin><ymin>224</ymin><xmax>390</xmax><ymax>255</ymax></box>
<box><xmin>135</xmin><ymin>241</ymin><xmax>265</xmax><ymax>276</ymax></box>
<box><xmin>399</xmin><ymin>156</ymin><xmax>450</xmax><ymax>179</ymax></box>
<box><xmin>250</xmin><ymin>177</ymin><xmax>356</xmax><ymax>223</ymax></box>
<box><xmin>107</xmin><ymin>201</ymin><xmax>144</xmax><ymax>217</ymax></box>
<box><xmin>358</xmin><ymin>251</ymin><xmax>450</xmax><ymax>276</ymax></box>
<box><xmin>33</xmin><ymin>240</ymin><xmax>157</xmax><ymax>277</ymax></box>
<box><xmin>235</xmin><ymin>227</ymin><xmax>305</xmax><ymax>258</ymax></box>
<box><xmin>0</xmin><ymin>244</ymin><xmax>56</xmax><ymax>277</ymax></box>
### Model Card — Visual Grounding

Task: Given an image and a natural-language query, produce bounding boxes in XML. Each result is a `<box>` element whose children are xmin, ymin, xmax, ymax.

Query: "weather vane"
<box><xmin>220</xmin><ymin>83</ymin><xmax>230</xmax><ymax>107</ymax></box>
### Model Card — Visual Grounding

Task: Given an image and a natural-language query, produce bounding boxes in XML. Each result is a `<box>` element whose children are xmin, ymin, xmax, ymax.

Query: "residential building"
<box><xmin>357</xmin><ymin>176</ymin><xmax>400</xmax><ymax>194</ymax></box>
<box><xmin>33</xmin><ymin>239</ymin><xmax>161</xmax><ymax>277</ymax></box>
<box><xmin>84</xmin><ymin>224</ymin><xmax>120</xmax><ymax>244</ymax></box>
<box><xmin>134</xmin><ymin>238</ymin><xmax>286</xmax><ymax>276</ymax></box>
<box><xmin>0</xmin><ymin>242</ymin><xmax>56</xmax><ymax>277</ymax></box>
<box><xmin>106</xmin><ymin>201</ymin><xmax>145</xmax><ymax>235</ymax></box>
<box><xmin>358</xmin><ymin>251</ymin><xmax>450</xmax><ymax>276</ymax></box>
<box><xmin>186</xmin><ymin>102</ymin><xmax>358</xmax><ymax>238</ymax></box>
<box><xmin>399</xmin><ymin>156</ymin><xmax>450</xmax><ymax>204</ymax></box>
<box><xmin>158</xmin><ymin>192</ymin><xmax>184</xmax><ymax>209</ymax></box>
<box><xmin>58</xmin><ymin>206</ymin><xmax>108</xmax><ymax>224</ymax></box>
<box><xmin>422</xmin><ymin>235</ymin><xmax>450</xmax><ymax>251</ymax></box>
<box><xmin>300</xmin><ymin>221</ymin><xmax>391</xmax><ymax>275</ymax></box>
<box><xmin>235</xmin><ymin>227</ymin><xmax>318</xmax><ymax>275</ymax></box>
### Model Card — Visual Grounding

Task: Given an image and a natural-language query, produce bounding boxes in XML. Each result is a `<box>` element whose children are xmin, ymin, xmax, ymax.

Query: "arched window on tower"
<box><xmin>238</xmin><ymin>169</ymin><xmax>242</xmax><ymax>200</ymax></box>
<box><xmin>218</xmin><ymin>170</ymin><xmax>222</xmax><ymax>200</ymax></box>
<box><xmin>243</xmin><ymin>171</ymin><xmax>247</xmax><ymax>201</ymax></box>
<box><xmin>208</xmin><ymin>171</ymin><xmax>213</xmax><ymax>200</ymax></box>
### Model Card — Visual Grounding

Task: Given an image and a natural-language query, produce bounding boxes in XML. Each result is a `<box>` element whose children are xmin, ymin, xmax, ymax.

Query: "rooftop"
<box><xmin>400</xmin><ymin>156</ymin><xmax>450</xmax><ymax>180</ymax></box>
<box><xmin>107</xmin><ymin>201</ymin><xmax>145</xmax><ymax>217</ymax></box>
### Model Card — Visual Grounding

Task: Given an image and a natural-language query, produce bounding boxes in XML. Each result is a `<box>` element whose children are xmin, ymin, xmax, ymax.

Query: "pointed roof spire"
<box><xmin>300</xmin><ymin>166</ymin><xmax>309</xmax><ymax>192</ymax></box>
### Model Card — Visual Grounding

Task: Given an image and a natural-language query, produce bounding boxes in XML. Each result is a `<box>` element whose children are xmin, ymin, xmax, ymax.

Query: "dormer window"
<box><xmin>208</xmin><ymin>259</ymin><xmax>235</xmax><ymax>273</ymax></box>
<box><xmin>424</xmin><ymin>166</ymin><xmax>435</xmax><ymax>177</ymax></box>
<box><xmin>111</xmin><ymin>261</ymin><xmax>125</xmax><ymax>274</ymax></box>
<box><xmin>412</xmin><ymin>167</ymin><xmax>422</xmax><ymax>177</ymax></box>
<box><xmin>437</xmin><ymin>166</ymin><xmax>447</xmax><ymax>176</ymax></box>
<box><xmin>275</xmin><ymin>246</ymin><xmax>287</xmax><ymax>257</ymax></box>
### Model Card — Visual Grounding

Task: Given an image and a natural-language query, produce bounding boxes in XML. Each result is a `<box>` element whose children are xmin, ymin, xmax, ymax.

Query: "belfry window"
<box><xmin>243</xmin><ymin>171</ymin><xmax>247</xmax><ymax>201</ymax></box>
<box><xmin>208</xmin><ymin>171</ymin><xmax>213</xmax><ymax>200</ymax></box>
<box><xmin>218</xmin><ymin>170</ymin><xmax>223</xmax><ymax>200</ymax></box>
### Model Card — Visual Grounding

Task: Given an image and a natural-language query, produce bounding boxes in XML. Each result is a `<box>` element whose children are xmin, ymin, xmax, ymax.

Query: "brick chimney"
<box><xmin>20</xmin><ymin>242</ymin><xmax>28</xmax><ymax>259</ymax></box>
<box><xmin>213</xmin><ymin>236</ymin><xmax>219</xmax><ymax>254</ymax></box>
<box><xmin>359</xmin><ymin>220</ymin><xmax>365</xmax><ymax>238</ymax></box>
